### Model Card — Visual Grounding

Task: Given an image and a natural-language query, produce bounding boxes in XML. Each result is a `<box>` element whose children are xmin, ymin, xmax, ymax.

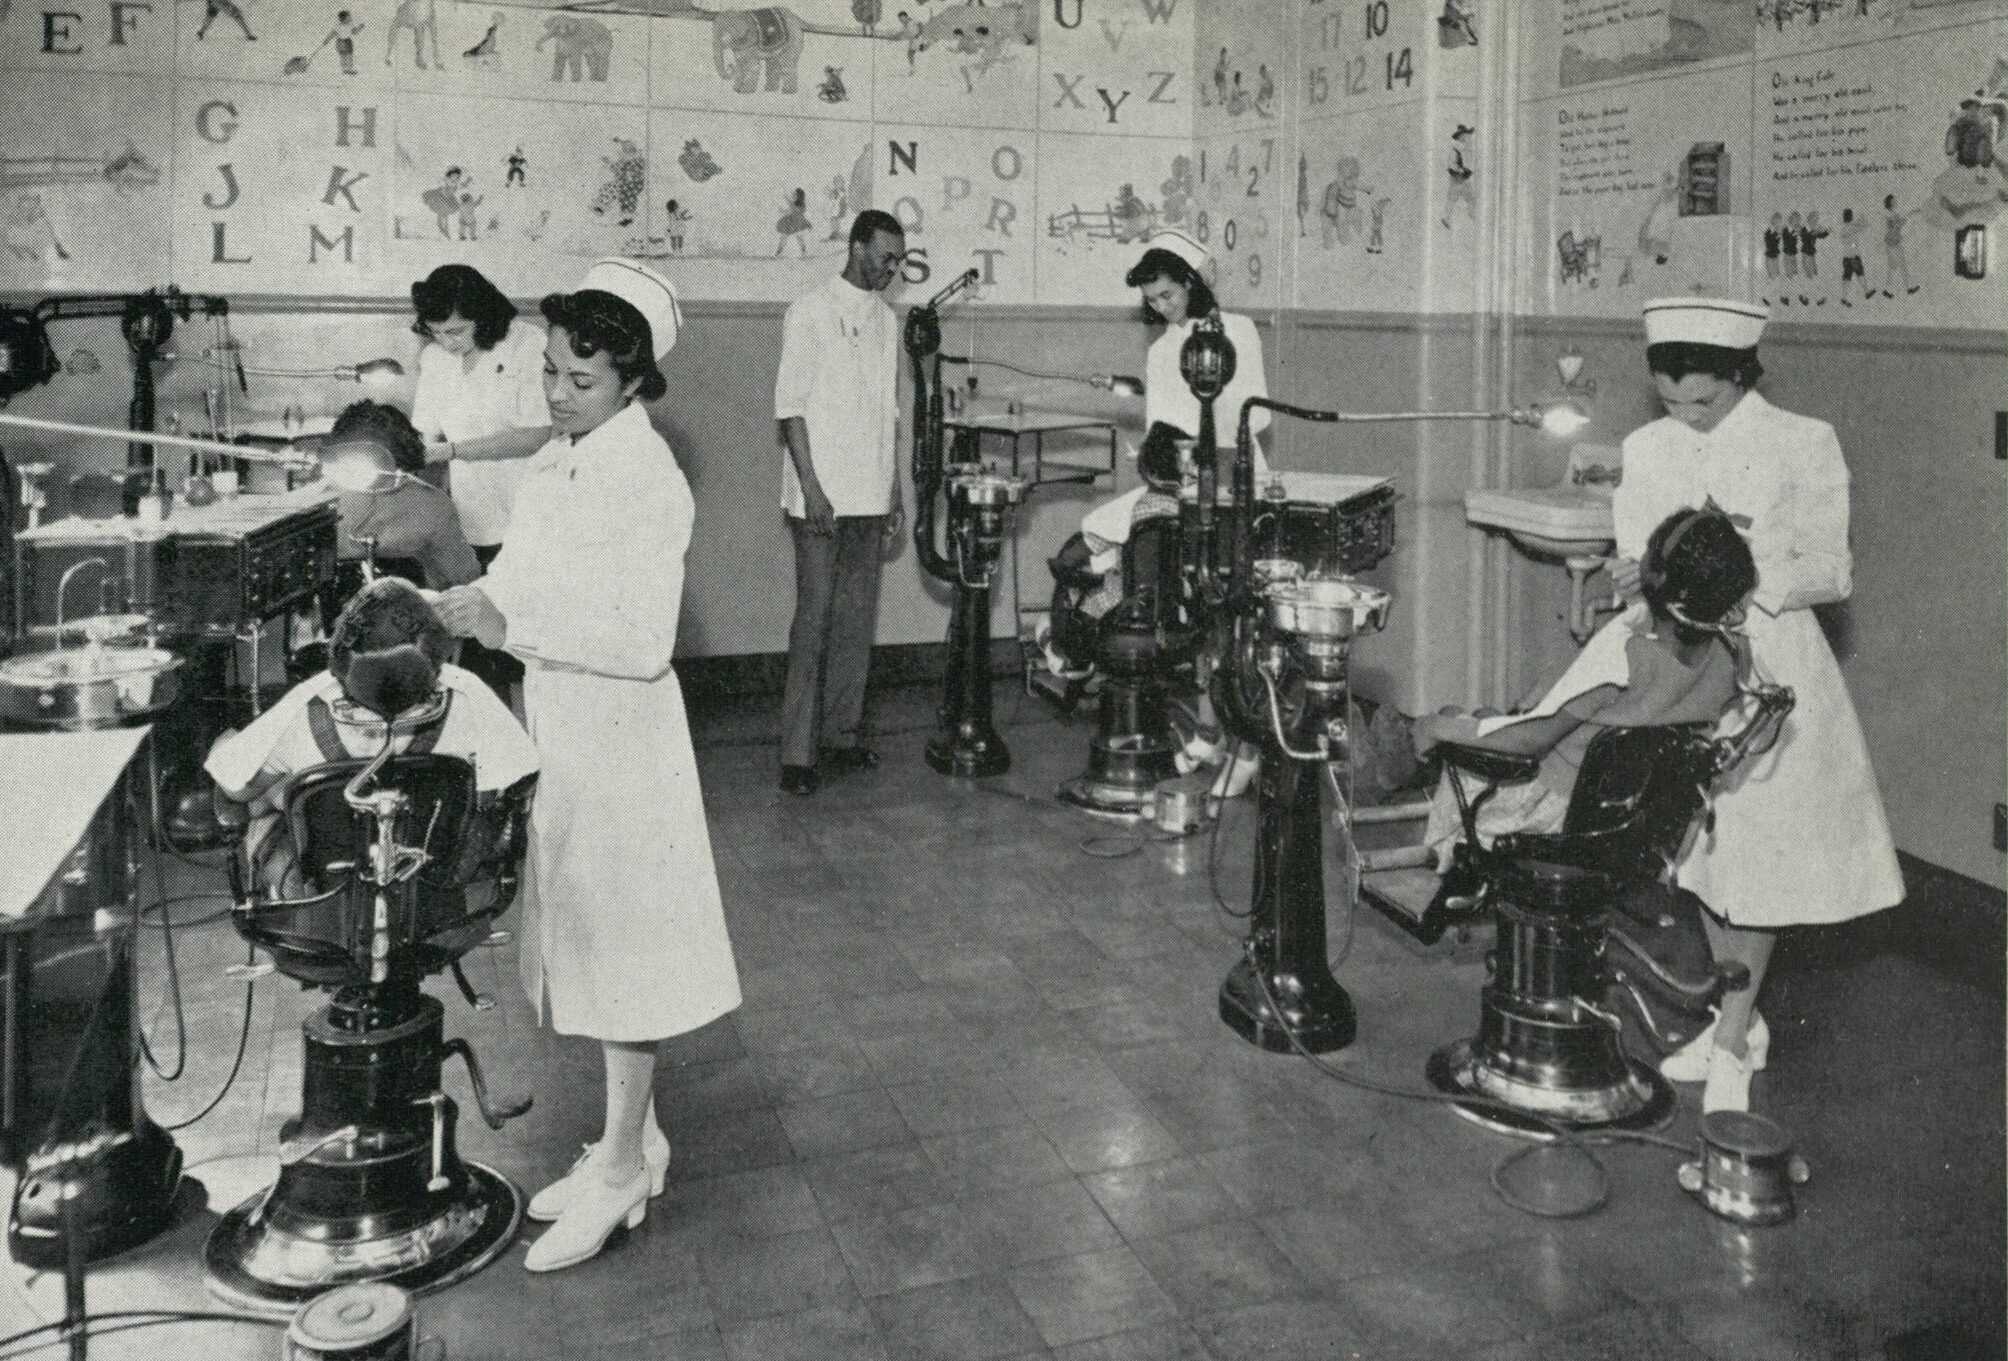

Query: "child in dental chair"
<box><xmin>207</xmin><ymin>576</ymin><xmax>538</xmax><ymax>896</ymax></box>
<box><xmin>1414</xmin><ymin>504</ymin><xmax>1757</xmax><ymax>870</ymax></box>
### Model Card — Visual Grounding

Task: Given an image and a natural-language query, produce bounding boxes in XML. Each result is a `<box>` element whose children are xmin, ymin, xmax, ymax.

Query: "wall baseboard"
<box><xmin>679</xmin><ymin>638</ymin><xmax>1025</xmax><ymax>704</ymax></box>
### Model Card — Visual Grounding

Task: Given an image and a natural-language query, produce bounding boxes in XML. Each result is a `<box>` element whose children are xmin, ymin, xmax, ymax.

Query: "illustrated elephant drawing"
<box><xmin>712</xmin><ymin>7</ymin><xmax>805</xmax><ymax>95</ymax></box>
<box><xmin>538</xmin><ymin>14</ymin><xmax>613</xmax><ymax>83</ymax></box>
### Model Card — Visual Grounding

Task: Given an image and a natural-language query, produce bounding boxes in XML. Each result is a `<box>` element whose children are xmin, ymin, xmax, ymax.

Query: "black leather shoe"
<box><xmin>821</xmin><ymin>747</ymin><xmax>880</xmax><ymax>775</ymax></box>
<box><xmin>779</xmin><ymin>764</ymin><xmax>820</xmax><ymax>795</ymax></box>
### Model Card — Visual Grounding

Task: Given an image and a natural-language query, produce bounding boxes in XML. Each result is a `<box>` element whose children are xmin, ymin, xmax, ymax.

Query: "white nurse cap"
<box><xmin>1642</xmin><ymin>296</ymin><xmax>1768</xmax><ymax>350</ymax></box>
<box><xmin>579</xmin><ymin>257</ymin><xmax>683</xmax><ymax>359</ymax></box>
<box><xmin>1143</xmin><ymin>227</ymin><xmax>1211</xmax><ymax>275</ymax></box>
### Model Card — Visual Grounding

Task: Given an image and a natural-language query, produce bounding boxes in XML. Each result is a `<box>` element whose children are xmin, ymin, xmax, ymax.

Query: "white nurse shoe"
<box><xmin>1662</xmin><ymin>1009</ymin><xmax>1768</xmax><ymax>1083</ymax></box>
<box><xmin>523</xmin><ymin>1154</ymin><xmax>652</xmax><ymax>1273</ymax></box>
<box><xmin>527</xmin><ymin>1122</ymin><xmax>670</xmax><ymax>1223</ymax></box>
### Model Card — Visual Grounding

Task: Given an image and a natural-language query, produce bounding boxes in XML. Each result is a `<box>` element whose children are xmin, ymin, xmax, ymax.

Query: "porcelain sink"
<box><xmin>1464</xmin><ymin>487</ymin><xmax>1615</xmax><ymax>560</ymax></box>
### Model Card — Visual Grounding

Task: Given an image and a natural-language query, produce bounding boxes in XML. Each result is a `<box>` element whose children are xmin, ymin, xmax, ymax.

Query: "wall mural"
<box><xmin>1518</xmin><ymin>6</ymin><xmax>2008</xmax><ymax>327</ymax></box>
<box><xmin>0</xmin><ymin>0</ymin><xmax>1190</xmax><ymax>303</ymax></box>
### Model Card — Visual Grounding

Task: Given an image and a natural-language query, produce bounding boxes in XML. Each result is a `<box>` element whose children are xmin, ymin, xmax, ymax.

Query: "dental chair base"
<box><xmin>205</xmin><ymin>988</ymin><xmax>522</xmax><ymax>1314</ymax></box>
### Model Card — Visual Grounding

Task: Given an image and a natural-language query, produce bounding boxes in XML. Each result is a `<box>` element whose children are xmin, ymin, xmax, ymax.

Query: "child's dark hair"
<box><xmin>1640</xmin><ymin>506</ymin><xmax>1757</xmax><ymax>644</ymax></box>
<box><xmin>328</xmin><ymin>577</ymin><xmax>452</xmax><ymax>719</ymax></box>
<box><xmin>410</xmin><ymin>264</ymin><xmax>518</xmax><ymax>350</ymax></box>
<box><xmin>1124</xmin><ymin>248</ymin><xmax>1217</xmax><ymax>324</ymax></box>
<box><xmin>539</xmin><ymin>290</ymin><xmax>668</xmax><ymax>402</ymax></box>
<box><xmin>329</xmin><ymin>399</ymin><xmax>427</xmax><ymax>474</ymax></box>
<box><xmin>1138</xmin><ymin>420</ymin><xmax>1190</xmax><ymax>490</ymax></box>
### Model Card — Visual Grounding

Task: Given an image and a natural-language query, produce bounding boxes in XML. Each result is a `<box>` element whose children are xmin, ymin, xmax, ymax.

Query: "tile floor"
<box><xmin>3</xmin><ymin>681</ymin><xmax>2002</xmax><ymax>1360</ymax></box>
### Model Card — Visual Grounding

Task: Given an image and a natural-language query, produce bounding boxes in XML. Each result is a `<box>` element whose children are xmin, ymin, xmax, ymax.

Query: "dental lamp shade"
<box><xmin>320</xmin><ymin>444</ymin><xmax>410</xmax><ymax>494</ymax></box>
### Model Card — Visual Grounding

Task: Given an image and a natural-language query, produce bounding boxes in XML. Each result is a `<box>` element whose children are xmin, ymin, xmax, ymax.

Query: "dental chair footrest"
<box><xmin>1360</xmin><ymin>866</ymin><xmax>1490</xmax><ymax>957</ymax></box>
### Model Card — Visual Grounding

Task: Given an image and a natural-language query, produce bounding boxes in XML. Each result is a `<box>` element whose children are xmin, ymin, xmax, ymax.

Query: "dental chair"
<box><xmin>1409</xmin><ymin>684</ymin><xmax>1794</xmax><ymax>1135</ymax></box>
<box><xmin>205</xmin><ymin>695</ymin><xmax>537</xmax><ymax>1311</ymax></box>
<box><xmin>1056</xmin><ymin>507</ymin><xmax>1203</xmax><ymax>818</ymax></box>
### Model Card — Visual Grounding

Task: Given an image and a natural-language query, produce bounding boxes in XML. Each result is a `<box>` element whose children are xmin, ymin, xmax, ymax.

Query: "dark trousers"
<box><xmin>782</xmin><ymin>514</ymin><xmax>885</xmax><ymax>767</ymax></box>
<box><xmin>461</xmin><ymin>542</ymin><xmax>525</xmax><ymax>700</ymax></box>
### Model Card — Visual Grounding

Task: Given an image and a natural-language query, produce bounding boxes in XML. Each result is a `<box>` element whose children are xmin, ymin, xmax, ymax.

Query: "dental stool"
<box><xmin>1422</xmin><ymin>686</ymin><xmax>1794</xmax><ymax>1136</ymax></box>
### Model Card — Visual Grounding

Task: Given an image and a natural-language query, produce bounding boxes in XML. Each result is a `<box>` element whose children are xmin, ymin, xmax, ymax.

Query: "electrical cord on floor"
<box><xmin>0</xmin><ymin>1310</ymin><xmax>281</xmax><ymax>1359</ymax></box>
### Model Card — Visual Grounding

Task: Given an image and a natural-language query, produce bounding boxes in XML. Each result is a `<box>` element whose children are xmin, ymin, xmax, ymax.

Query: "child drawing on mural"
<box><xmin>776</xmin><ymin>188</ymin><xmax>813</xmax><ymax>257</ymax></box>
<box><xmin>1321</xmin><ymin>158</ymin><xmax>1371</xmax><ymax>248</ymax></box>
<box><xmin>1880</xmin><ymin>193</ymin><xmax>1921</xmax><ymax>297</ymax></box>
<box><xmin>1440</xmin><ymin>125</ymin><xmax>1477</xmax><ymax>229</ymax></box>
<box><xmin>1226</xmin><ymin>70</ymin><xmax>1250</xmax><ymax>117</ymax></box>
<box><xmin>1437</xmin><ymin>0</ymin><xmax>1477</xmax><ymax>48</ymax></box>
<box><xmin>423</xmin><ymin>169</ymin><xmax>465</xmax><ymax>239</ymax></box>
<box><xmin>1112</xmin><ymin>184</ymin><xmax>1153</xmax><ymax>243</ymax></box>
<box><xmin>1836</xmin><ymin>207</ymin><xmax>1867</xmax><ymax>306</ymax></box>
<box><xmin>1798</xmin><ymin>210</ymin><xmax>1829</xmax><ymax>304</ymax></box>
<box><xmin>386</xmin><ymin>0</ymin><xmax>440</xmax><ymax>71</ymax></box>
<box><xmin>1254</xmin><ymin>65</ymin><xmax>1276</xmax><ymax>121</ymax></box>
<box><xmin>455</xmin><ymin>175</ymin><xmax>483</xmax><ymax>242</ymax></box>
<box><xmin>1778</xmin><ymin>210</ymin><xmax>1802</xmax><ymax>304</ymax></box>
<box><xmin>665</xmin><ymin>200</ymin><xmax>692</xmax><ymax>254</ymax></box>
<box><xmin>823</xmin><ymin>178</ymin><xmax>849</xmax><ymax>241</ymax></box>
<box><xmin>325</xmin><ymin>10</ymin><xmax>364</xmax><ymax>74</ymax></box>
<box><xmin>1209</xmin><ymin>48</ymin><xmax>1229</xmax><ymax>108</ymax></box>
<box><xmin>1761</xmin><ymin>212</ymin><xmax>1783</xmax><ymax>301</ymax></box>
<box><xmin>197</xmin><ymin>0</ymin><xmax>256</xmax><ymax>42</ymax></box>
<box><xmin>592</xmin><ymin>139</ymin><xmax>646</xmax><ymax>227</ymax></box>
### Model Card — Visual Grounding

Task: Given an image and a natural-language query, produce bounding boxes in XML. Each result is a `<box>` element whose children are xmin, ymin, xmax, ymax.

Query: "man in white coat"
<box><xmin>774</xmin><ymin>208</ymin><xmax>907</xmax><ymax>795</ymax></box>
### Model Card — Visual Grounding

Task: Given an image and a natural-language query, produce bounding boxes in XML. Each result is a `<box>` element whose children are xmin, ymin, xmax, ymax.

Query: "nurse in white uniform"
<box><xmin>1083</xmin><ymin>231</ymin><xmax>1274</xmax><ymax>792</ymax></box>
<box><xmin>1609</xmin><ymin>297</ymin><xmax>1903</xmax><ymax>1113</ymax></box>
<box><xmin>430</xmin><ymin>259</ymin><xmax>741</xmax><ymax>1272</ymax></box>
<box><xmin>1084</xmin><ymin>228</ymin><xmax>1273</xmax><ymax>552</ymax></box>
<box><xmin>409</xmin><ymin>265</ymin><xmax>552</xmax><ymax>699</ymax></box>
<box><xmin>408</xmin><ymin>264</ymin><xmax>551</xmax><ymax>546</ymax></box>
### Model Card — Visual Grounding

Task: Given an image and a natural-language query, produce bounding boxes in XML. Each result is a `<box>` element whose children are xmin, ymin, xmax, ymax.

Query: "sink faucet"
<box><xmin>54</xmin><ymin>557</ymin><xmax>111</xmax><ymax>649</ymax></box>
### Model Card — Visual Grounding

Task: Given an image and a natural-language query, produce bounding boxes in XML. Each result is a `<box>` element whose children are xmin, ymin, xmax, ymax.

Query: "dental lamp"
<box><xmin>908</xmin><ymin>269</ymin><xmax>1027</xmax><ymax>778</ymax></box>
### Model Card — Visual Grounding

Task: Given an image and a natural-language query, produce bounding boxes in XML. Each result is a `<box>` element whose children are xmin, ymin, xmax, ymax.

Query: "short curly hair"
<box><xmin>539</xmin><ymin>289</ymin><xmax>668</xmax><ymax>402</ymax></box>
<box><xmin>329</xmin><ymin>399</ymin><xmax>427</xmax><ymax>474</ymax></box>
<box><xmin>327</xmin><ymin>577</ymin><xmax>452</xmax><ymax>719</ymax></box>
<box><xmin>411</xmin><ymin>264</ymin><xmax>519</xmax><ymax>351</ymax></box>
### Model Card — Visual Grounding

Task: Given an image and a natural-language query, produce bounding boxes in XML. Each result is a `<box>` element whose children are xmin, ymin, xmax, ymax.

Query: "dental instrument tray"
<box><xmin>1183</xmin><ymin>471</ymin><xmax>1397</xmax><ymax>577</ymax></box>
